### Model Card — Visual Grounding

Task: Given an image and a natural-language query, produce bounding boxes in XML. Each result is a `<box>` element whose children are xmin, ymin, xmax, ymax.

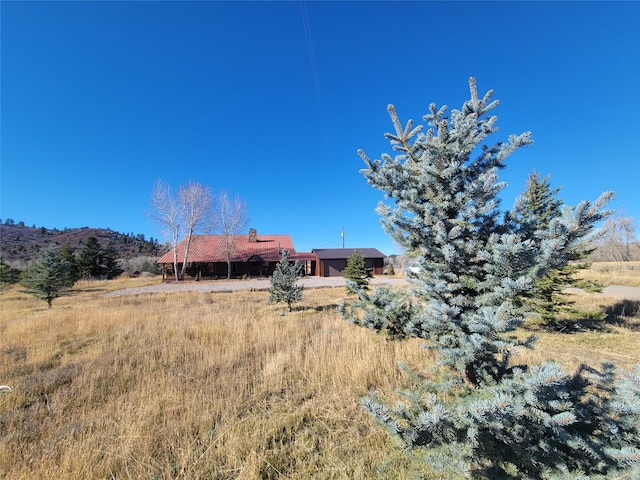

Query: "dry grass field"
<box><xmin>577</xmin><ymin>261</ymin><xmax>640</xmax><ymax>288</ymax></box>
<box><xmin>1</xmin><ymin>265</ymin><xmax>639</xmax><ymax>479</ymax></box>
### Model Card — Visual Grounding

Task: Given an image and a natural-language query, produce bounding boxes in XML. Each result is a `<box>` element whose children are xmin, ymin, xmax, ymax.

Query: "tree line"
<box><xmin>2</xmin><ymin>235</ymin><xmax>126</xmax><ymax>307</ymax></box>
<box><xmin>1</xmin><ymin>219</ymin><xmax>161</xmax><ymax>246</ymax></box>
<box><xmin>0</xmin><ymin>223</ymin><xmax>163</xmax><ymax>269</ymax></box>
<box><xmin>2</xmin><ymin>234</ymin><xmax>125</xmax><ymax>283</ymax></box>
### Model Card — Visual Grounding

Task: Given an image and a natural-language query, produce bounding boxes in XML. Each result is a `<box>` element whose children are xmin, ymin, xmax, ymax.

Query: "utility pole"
<box><xmin>341</xmin><ymin>227</ymin><xmax>344</xmax><ymax>248</ymax></box>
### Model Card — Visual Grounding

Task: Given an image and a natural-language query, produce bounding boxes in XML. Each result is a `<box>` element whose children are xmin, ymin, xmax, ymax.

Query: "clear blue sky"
<box><xmin>2</xmin><ymin>1</ymin><xmax>639</xmax><ymax>256</ymax></box>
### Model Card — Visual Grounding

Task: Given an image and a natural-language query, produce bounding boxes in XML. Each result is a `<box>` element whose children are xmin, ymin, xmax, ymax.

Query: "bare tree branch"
<box><xmin>215</xmin><ymin>190</ymin><xmax>249</xmax><ymax>279</ymax></box>
<box><xmin>149</xmin><ymin>180</ymin><xmax>213</xmax><ymax>280</ymax></box>
<box><xmin>177</xmin><ymin>182</ymin><xmax>214</xmax><ymax>280</ymax></box>
<box><xmin>148</xmin><ymin>179</ymin><xmax>180</xmax><ymax>281</ymax></box>
<box><xmin>597</xmin><ymin>214</ymin><xmax>637</xmax><ymax>261</ymax></box>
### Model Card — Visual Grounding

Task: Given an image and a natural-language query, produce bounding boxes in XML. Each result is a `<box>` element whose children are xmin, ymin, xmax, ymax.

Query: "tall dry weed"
<box><xmin>577</xmin><ymin>261</ymin><xmax>640</xmax><ymax>287</ymax></box>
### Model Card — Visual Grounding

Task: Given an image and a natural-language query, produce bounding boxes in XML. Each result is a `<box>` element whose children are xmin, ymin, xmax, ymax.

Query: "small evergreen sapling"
<box><xmin>340</xmin><ymin>78</ymin><xmax>639</xmax><ymax>478</ymax></box>
<box><xmin>21</xmin><ymin>246</ymin><xmax>75</xmax><ymax>307</ymax></box>
<box><xmin>385</xmin><ymin>261</ymin><xmax>395</xmax><ymax>276</ymax></box>
<box><xmin>344</xmin><ymin>250</ymin><xmax>370</xmax><ymax>289</ymax></box>
<box><xmin>269</xmin><ymin>250</ymin><xmax>303</xmax><ymax>312</ymax></box>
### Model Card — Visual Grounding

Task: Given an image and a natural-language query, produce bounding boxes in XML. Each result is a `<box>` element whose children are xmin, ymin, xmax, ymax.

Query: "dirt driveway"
<box><xmin>102</xmin><ymin>276</ymin><xmax>408</xmax><ymax>297</ymax></box>
<box><xmin>104</xmin><ymin>277</ymin><xmax>640</xmax><ymax>301</ymax></box>
<box><xmin>566</xmin><ymin>285</ymin><xmax>640</xmax><ymax>301</ymax></box>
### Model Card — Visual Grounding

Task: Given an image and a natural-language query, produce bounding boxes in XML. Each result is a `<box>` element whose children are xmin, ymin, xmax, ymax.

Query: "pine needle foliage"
<box><xmin>0</xmin><ymin>259</ymin><xmax>21</xmax><ymax>285</ymax></box>
<box><xmin>269</xmin><ymin>250</ymin><xmax>304</xmax><ymax>312</ymax></box>
<box><xmin>509</xmin><ymin>171</ymin><xmax>603</xmax><ymax>327</ymax></box>
<box><xmin>344</xmin><ymin>250</ymin><xmax>370</xmax><ymax>289</ymax></box>
<box><xmin>77</xmin><ymin>235</ymin><xmax>103</xmax><ymax>278</ymax></box>
<box><xmin>386</xmin><ymin>261</ymin><xmax>395</xmax><ymax>276</ymax></box>
<box><xmin>340</xmin><ymin>78</ymin><xmax>639</xmax><ymax>478</ymax></box>
<box><xmin>511</xmin><ymin>170</ymin><xmax>563</xmax><ymax>231</ymax></box>
<box><xmin>21</xmin><ymin>246</ymin><xmax>75</xmax><ymax>307</ymax></box>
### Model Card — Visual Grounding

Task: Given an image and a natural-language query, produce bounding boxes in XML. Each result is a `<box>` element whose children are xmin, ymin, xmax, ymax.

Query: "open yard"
<box><xmin>1</xmin><ymin>266</ymin><xmax>639</xmax><ymax>479</ymax></box>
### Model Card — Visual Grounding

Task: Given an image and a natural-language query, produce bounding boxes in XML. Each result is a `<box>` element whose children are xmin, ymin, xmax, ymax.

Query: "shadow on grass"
<box><xmin>604</xmin><ymin>299</ymin><xmax>640</xmax><ymax>331</ymax></box>
<box><xmin>68</xmin><ymin>281</ymin><xmax>114</xmax><ymax>295</ymax></box>
<box><xmin>291</xmin><ymin>303</ymin><xmax>339</xmax><ymax>313</ymax></box>
<box><xmin>535</xmin><ymin>300</ymin><xmax>640</xmax><ymax>333</ymax></box>
<box><xmin>68</xmin><ymin>288</ymin><xmax>104</xmax><ymax>296</ymax></box>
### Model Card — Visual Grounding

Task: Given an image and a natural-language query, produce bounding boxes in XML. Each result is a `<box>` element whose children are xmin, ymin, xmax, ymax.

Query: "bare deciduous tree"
<box><xmin>177</xmin><ymin>182</ymin><xmax>214</xmax><ymax>280</ymax></box>
<box><xmin>149</xmin><ymin>180</ymin><xmax>213</xmax><ymax>280</ymax></box>
<box><xmin>215</xmin><ymin>190</ymin><xmax>249</xmax><ymax>279</ymax></box>
<box><xmin>149</xmin><ymin>180</ymin><xmax>181</xmax><ymax>281</ymax></box>
<box><xmin>598</xmin><ymin>214</ymin><xmax>637</xmax><ymax>261</ymax></box>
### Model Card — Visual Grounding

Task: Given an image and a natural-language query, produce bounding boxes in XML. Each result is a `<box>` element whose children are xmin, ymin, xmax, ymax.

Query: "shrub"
<box><xmin>269</xmin><ymin>250</ymin><xmax>303</xmax><ymax>312</ymax></box>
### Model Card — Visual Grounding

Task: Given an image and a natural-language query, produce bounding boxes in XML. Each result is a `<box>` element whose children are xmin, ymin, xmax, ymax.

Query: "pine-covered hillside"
<box><xmin>0</xmin><ymin>221</ymin><xmax>166</xmax><ymax>269</ymax></box>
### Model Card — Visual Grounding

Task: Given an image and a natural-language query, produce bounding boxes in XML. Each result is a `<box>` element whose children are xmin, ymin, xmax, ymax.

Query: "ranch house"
<box><xmin>157</xmin><ymin>229</ymin><xmax>316</xmax><ymax>280</ymax></box>
<box><xmin>157</xmin><ymin>229</ymin><xmax>386</xmax><ymax>280</ymax></box>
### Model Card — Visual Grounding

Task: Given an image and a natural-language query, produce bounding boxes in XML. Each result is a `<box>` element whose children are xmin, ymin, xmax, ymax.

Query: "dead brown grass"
<box><xmin>1</xmin><ymin>280</ymin><xmax>431</xmax><ymax>479</ymax></box>
<box><xmin>519</xmin><ymin>291</ymin><xmax>640</xmax><ymax>372</ymax></box>
<box><xmin>577</xmin><ymin>261</ymin><xmax>640</xmax><ymax>287</ymax></box>
<box><xmin>1</xmin><ymin>275</ymin><xmax>638</xmax><ymax>479</ymax></box>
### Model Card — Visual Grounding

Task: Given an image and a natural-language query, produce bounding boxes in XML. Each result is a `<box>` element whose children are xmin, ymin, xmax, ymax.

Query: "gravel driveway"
<box><xmin>103</xmin><ymin>277</ymin><xmax>640</xmax><ymax>301</ymax></box>
<box><xmin>102</xmin><ymin>276</ymin><xmax>409</xmax><ymax>297</ymax></box>
<box><xmin>566</xmin><ymin>285</ymin><xmax>640</xmax><ymax>301</ymax></box>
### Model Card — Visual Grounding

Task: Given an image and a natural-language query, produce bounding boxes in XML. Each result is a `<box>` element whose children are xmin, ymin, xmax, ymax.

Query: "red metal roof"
<box><xmin>288</xmin><ymin>252</ymin><xmax>317</xmax><ymax>262</ymax></box>
<box><xmin>157</xmin><ymin>234</ymin><xmax>303</xmax><ymax>264</ymax></box>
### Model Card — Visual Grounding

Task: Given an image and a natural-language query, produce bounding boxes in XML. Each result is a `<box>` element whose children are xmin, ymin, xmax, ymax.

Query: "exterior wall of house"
<box><xmin>369</xmin><ymin>258</ymin><xmax>384</xmax><ymax>276</ymax></box>
<box><xmin>320</xmin><ymin>259</ymin><xmax>346</xmax><ymax>277</ymax></box>
<box><xmin>162</xmin><ymin>256</ymin><xmax>377</xmax><ymax>280</ymax></box>
<box><xmin>162</xmin><ymin>261</ymin><xmax>285</xmax><ymax>280</ymax></box>
<box><xmin>161</xmin><ymin>249</ymin><xmax>392</xmax><ymax>280</ymax></box>
<box><xmin>319</xmin><ymin>258</ymin><xmax>385</xmax><ymax>277</ymax></box>
<box><xmin>306</xmin><ymin>260</ymin><xmax>317</xmax><ymax>276</ymax></box>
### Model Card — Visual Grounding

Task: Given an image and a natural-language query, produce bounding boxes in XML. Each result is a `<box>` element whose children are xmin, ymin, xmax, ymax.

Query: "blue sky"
<box><xmin>2</xmin><ymin>1</ymin><xmax>639</xmax><ymax>256</ymax></box>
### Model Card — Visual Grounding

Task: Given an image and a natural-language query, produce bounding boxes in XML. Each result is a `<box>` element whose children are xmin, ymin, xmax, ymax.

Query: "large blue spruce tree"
<box><xmin>340</xmin><ymin>78</ymin><xmax>639</xmax><ymax>479</ymax></box>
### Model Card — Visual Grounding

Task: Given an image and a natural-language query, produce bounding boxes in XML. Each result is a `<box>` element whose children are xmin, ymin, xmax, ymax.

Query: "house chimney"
<box><xmin>248</xmin><ymin>228</ymin><xmax>257</xmax><ymax>242</ymax></box>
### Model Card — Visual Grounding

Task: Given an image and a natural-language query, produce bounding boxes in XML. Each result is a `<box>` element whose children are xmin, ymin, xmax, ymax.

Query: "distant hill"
<box><xmin>0</xmin><ymin>222</ymin><xmax>168</xmax><ymax>269</ymax></box>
